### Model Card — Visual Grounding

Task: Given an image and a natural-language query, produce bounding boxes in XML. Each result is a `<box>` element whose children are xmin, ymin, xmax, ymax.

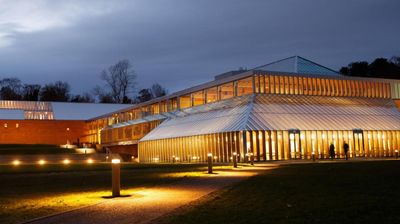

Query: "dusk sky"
<box><xmin>0</xmin><ymin>0</ymin><xmax>399</xmax><ymax>96</ymax></box>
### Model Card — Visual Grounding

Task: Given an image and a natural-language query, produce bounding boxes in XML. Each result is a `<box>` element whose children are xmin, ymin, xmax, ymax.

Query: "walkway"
<box><xmin>24</xmin><ymin>165</ymin><xmax>276</xmax><ymax>224</ymax></box>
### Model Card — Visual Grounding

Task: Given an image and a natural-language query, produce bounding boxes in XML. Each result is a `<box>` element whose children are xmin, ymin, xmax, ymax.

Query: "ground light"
<box><xmin>38</xmin><ymin>159</ymin><xmax>46</xmax><ymax>165</ymax></box>
<box><xmin>396</xmin><ymin>150</ymin><xmax>399</xmax><ymax>159</ymax></box>
<box><xmin>12</xmin><ymin>160</ymin><xmax>20</xmax><ymax>166</ymax></box>
<box><xmin>111</xmin><ymin>159</ymin><xmax>121</xmax><ymax>197</ymax></box>
<box><xmin>63</xmin><ymin>159</ymin><xmax>70</xmax><ymax>165</ymax></box>
<box><xmin>87</xmin><ymin>158</ymin><xmax>94</xmax><ymax>164</ymax></box>
<box><xmin>207</xmin><ymin>153</ymin><xmax>213</xmax><ymax>174</ymax></box>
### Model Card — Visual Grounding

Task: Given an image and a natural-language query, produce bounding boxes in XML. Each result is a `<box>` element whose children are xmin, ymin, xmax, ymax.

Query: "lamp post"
<box><xmin>250</xmin><ymin>152</ymin><xmax>254</xmax><ymax>166</ymax></box>
<box><xmin>312</xmin><ymin>151</ymin><xmax>316</xmax><ymax>162</ymax></box>
<box><xmin>111</xmin><ymin>159</ymin><xmax>121</xmax><ymax>197</ymax></box>
<box><xmin>233</xmin><ymin>152</ymin><xmax>238</xmax><ymax>168</ymax></box>
<box><xmin>395</xmin><ymin>150</ymin><xmax>399</xmax><ymax>159</ymax></box>
<box><xmin>207</xmin><ymin>153</ymin><xmax>213</xmax><ymax>174</ymax></box>
<box><xmin>172</xmin><ymin>155</ymin><xmax>176</xmax><ymax>163</ymax></box>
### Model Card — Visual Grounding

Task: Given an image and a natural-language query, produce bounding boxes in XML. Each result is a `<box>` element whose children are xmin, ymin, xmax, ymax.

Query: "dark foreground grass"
<box><xmin>0</xmin><ymin>144</ymin><xmax>75</xmax><ymax>154</ymax></box>
<box><xmin>160</xmin><ymin>161</ymin><xmax>400</xmax><ymax>224</ymax></box>
<box><xmin>0</xmin><ymin>163</ymin><xmax>225</xmax><ymax>224</ymax></box>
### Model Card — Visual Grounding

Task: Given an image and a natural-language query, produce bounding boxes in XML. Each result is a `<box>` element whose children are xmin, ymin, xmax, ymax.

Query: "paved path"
<box><xmin>25</xmin><ymin>165</ymin><xmax>275</xmax><ymax>224</ymax></box>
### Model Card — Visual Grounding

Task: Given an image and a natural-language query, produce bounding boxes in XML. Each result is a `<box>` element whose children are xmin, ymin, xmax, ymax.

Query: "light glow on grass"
<box><xmin>38</xmin><ymin>159</ymin><xmax>46</xmax><ymax>165</ymax></box>
<box><xmin>87</xmin><ymin>158</ymin><xmax>94</xmax><ymax>164</ymax></box>
<box><xmin>12</xmin><ymin>160</ymin><xmax>20</xmax><ymax>166</ymax></box>
<box><xmin>63</xmin><ymin>159</ymin><xmax>70</xmax><ymax>165</ymax></box>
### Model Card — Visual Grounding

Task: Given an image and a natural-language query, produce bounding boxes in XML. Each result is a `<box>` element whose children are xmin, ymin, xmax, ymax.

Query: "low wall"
<box><xmin>0</xmin><ymin>120</ymin><xmax>87</xmax><ymax>145</ymax></box>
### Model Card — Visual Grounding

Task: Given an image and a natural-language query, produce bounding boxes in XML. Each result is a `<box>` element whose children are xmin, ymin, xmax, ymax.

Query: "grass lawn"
<box><xmin>0</xmin><ymin>163</ymin><xmax>230</xmax><ymax>224</ymax></box>
<box><xmin>160</xmin><ymin>160</ymin><xmax>400</xmax><ymax>224</ymax></box>
<box><xmin>0</xmin><ymin>144</ymin><xmax>75</xmax><ymax>154</ymax></box>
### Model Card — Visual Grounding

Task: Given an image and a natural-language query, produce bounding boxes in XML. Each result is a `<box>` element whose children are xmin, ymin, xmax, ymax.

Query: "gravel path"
<box><xmin>24</xmin><ymin>166</ymin><xmax>273</xmax><ymax>224</ymax></box>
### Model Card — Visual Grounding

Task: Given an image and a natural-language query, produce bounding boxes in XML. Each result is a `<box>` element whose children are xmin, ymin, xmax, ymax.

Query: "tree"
<box><xmin>22</xmin><ymin>84</ymin><xmax>41</xmax><ymax>101</ymax></box>
<box><xmin>40</xmin><ymin>81</ymin><xmax>71</xmax><ymax>102</ymax></box>
<box><xmin>70</xmin><ymin>92</ymin><xmax>95</xmax><ymax>103</ymax></box>
<box><xmin>135</xmin><ymin>88</ymin><xmax>153</xmax><ymax>103</ymax></box>
<box><xmin>150</xmin><ymin>83</ymin><xmax>167</xmax><ymax>98</ymax></box>
<box><xmin>0</xmin><ymin>78</ymin><xmax>23</xmax><ymax>100</ymax></box>
<box><xmin>340</xmin><ymin>56</ymin><xmax>400</xmax><ymax>79</ymax></box>
<box><xmin>98</xmin><ymin>59</ymin><xmax>136</xmax><ymax>103</ymax></box>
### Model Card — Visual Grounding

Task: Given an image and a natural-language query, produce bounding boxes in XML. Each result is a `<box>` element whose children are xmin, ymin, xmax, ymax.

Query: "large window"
<box><xmin>192</xmin><ymin>91</ymin><xmax>205</xmax><ymax>106</ymax></box>
<box><xmin>219</xmin><ymin>82</ymin><xmax>234</xmax><ymax>100</ymax></box>
<box><xmin>179</xmin><ymin>94</ymin><xmax>191</xmax><ymax>109</ymax></box>
<box><xmin>206</xmin><ymin>87</ymin><xmax>218</xmax><ymax>103</ymax></box>
<box><xmin>237</xmin><ymin>77</ymin><xmax>253</xmax><ymax>96</ymax></box>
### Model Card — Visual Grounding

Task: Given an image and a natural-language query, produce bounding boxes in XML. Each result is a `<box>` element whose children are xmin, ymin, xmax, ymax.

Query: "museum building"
<box><xmin>2</xmin><ymin>56</ymin><xmax>400</xmax><ymax>162</ymax></box>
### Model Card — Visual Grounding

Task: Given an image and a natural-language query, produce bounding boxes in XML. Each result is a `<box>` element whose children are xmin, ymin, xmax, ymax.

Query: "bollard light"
<box><xmin>111</xmin><ymin>159</ymin><xmax>121</xmax><ymax>197</ymax></box>
<box><xmin>250</xmin><ymin>152</ymin><xmax>254</xmax><ymax>165</ymax></box>
<box><xmin>396</xmin><ymin>150</ymin><xmax>399</xmax><ymax>159</ymax></box>
<box><xmin>207</xmin><ymin>153</ymin><xmax>213</xmax><ymax>174</ymax></box>
<box><xmin>63</xmin><ymin>159</ymin><xmax>70</xmax><ymax>165</ymax></box>
<box><xmin>233</xmin><ymin>152</ymin><xmax>238</xmax><ymax>168</ymax></box>
<box><xmin>312</xmin><ymin>151</ymin><xmax>316</xmax><ymax>162</ymax></box>
<box><xmin>12</xmin><ymin>160</ymin><xmax>20</xmax><ymax>166</ymax></box>
<box><xmin>38</xmin><ymin>159</ymin><xmax>46</xmax><ymax>165</ymax></box>
<box><xmin>172</xmin><ymin>155</ymin><xmax>176</xmax><ymax>163</ymax></box>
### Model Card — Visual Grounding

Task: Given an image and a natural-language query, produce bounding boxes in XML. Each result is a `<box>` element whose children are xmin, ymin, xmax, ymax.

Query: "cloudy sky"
<box><xmin>0</xmin><ymin>0</ymin><xmax>399</xmax><ymax>95</ymax></box>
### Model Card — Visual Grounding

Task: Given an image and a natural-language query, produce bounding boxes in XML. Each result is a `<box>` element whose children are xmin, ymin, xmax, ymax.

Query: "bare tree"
<box><xmin>98</xmin><ymin>59</ymin><xmax>136</xmax><ymax>103</ymax></box>
<box><xmin>150</xmin><ymin>83</ymin><xmax>167</xmax><ymax>98</ymax></box>
<box><xmin>0</xmin><ymin>78</ymin><xmax>23</xmax><ymax>100</ymax></box>
<box><xmin>22</xmin><ymin>84</ymin><xmax>41</xmax><ymax>101</ymax></box>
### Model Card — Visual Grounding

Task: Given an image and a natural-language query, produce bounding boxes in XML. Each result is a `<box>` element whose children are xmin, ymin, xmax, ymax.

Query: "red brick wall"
<box><xmin>0</xmin><ymin>120</ymin><xmax>87</xmax><ymax>145</ymax></box>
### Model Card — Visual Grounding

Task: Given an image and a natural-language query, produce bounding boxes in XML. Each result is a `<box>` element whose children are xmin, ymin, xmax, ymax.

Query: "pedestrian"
<box><xmin>329</xmin><ymin>143</ymin><xmax>335</xmax><ymax>160</ymax></box>
<box><xmin>344</xmin><ymin>142</ymin><xmax>349</xmax><ymax>160</ymax></box>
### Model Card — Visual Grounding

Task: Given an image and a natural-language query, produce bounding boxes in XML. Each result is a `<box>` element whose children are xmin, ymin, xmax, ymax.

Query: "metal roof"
<box><xmin>140</xmin><ymin>94</ymin><xmax>400</xmax><ymax>141</ymax></box>
<box><xmin>0</xmin><ymin>109</ymin><xmax>24</xmax><ymax>119</ymax></box>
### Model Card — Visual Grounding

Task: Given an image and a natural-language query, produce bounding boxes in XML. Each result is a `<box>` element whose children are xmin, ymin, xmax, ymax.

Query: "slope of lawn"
<box><xmin>160</xmin><ymin>160</ymin><xmax>400</xmax><ymax>224</ymax></box>
<box><xmin>0</xmin><ymin>144</ymin><xmax>75</xmax><ymax>154</ymax></box>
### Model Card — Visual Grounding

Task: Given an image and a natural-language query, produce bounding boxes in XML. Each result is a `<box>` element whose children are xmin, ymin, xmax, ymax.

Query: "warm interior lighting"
<box><xmin>38</xmin><ymin>159</ymin><xmax>46</xmax><ymax>165</ymax></box>
<box><xmin>213</xmin><ymin>156</ymin><xmax>218</xmax><ymax>159</ymax></box>
<box><xmin>233</xmin><ymin>152</ymin><xmax>237</xmax><ymax>156</ymax></box>
<box><xmin>12</xmin><ymin>160</ymin><xmax>20</xmax><ymax>165</ymax></box>
<box><xmin>207</xmin><ymin>153</ymin><xmax>212</xmax><ymax>157</ymax></box>
<box><xmin>111</xmin><ymin>159</ymin><xmax>121</xmax><ymax>164</ymax></box>
<box><xmin>63</xmin><ymin>159</ymin><xmax>70</xmax><ymax>164</ymax></box>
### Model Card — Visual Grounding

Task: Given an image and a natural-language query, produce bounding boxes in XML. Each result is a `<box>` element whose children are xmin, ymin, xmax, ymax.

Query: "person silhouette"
<box><xmin>329</xmin><ymin>143</ymin><xmax>335</xmax><ymax>160</ymax></box>
<box><xmin>343</xmin><ymin>142</ymin><xmax>349</xmax><ymax>160</ymax></box>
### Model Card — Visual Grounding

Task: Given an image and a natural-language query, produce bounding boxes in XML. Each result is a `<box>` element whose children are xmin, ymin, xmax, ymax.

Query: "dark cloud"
<box><xmin>0</xmin><ymin>0</ymin><xmax>399</xmax><ymax>95</ymax></box>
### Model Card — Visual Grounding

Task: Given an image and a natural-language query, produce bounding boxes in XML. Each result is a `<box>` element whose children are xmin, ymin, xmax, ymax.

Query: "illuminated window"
<box><xmin>206</xmin><ymin>87</ymin><xmax>218</xmax><ymax>103</ymax></box>
<box><xmin>237</xmin><ymin>77</ymin><xmax>254</xmax><ymax>96</ymax></box>
<box><xmin>219</xmin><ymin>82</ymin><xmax>234</xmax><ymax>100</ymax></box>
<box><xmin>192</xmin><ymin>91</ymin><xmax>204</xmax><ymax>106</ymax></box>
<box><xmin>179</xmin><ymin>95</ymin><xmax>191</xmax><ymax>109</ymax></box>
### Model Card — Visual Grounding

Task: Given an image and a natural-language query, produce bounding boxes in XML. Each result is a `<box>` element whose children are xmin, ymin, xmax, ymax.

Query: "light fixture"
<box><xmin>12</xmin><ymin>160</ymin><xmax>20</xmax><ymax>166</ymax></box>
<box><xmin>38</xmin><ymin>159</ymin><xmax>46</xmax><ymax>165</ymax></box>
<box><xmin>111</xmin><ymin>159</ymin><xmax>121</xmax><ymax>164</ymax></box>
<box><xmin>87</xmin><ymin>158</ymin><xmax>94</xmax><ymax>164</ymax></box>
<box><xmin>63</xmin><ymin>159</ymin><xmax>70</xmax><ymax>164</ymax></box>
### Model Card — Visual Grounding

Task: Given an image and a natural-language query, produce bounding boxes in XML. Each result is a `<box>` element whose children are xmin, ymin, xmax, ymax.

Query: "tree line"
<box><xmin>340</xmin><ymin>56</ymin><xmax>400</xmax><ymax>79</ymax></box>
<box><xmin>0</xmin><ymin>59</ymin><xmax>167</xmax><ymax>104</ymax></box>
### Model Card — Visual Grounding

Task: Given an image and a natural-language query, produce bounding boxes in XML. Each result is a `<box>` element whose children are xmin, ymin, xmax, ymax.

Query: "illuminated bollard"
<box><xmin>172</xmin><ymin>155</ymin><xmax>176</xmax><ymax>163</ymax></box>
<box><xmin>233</xmin><ymin>152</ymin><xmax>238</xmax><ymax>168</ymax></box>
<box><xmin>312</xmin><ymin>151</ymin><xmax>316</xmax><ymax>162</ymax></box>
<box><xmin>396</xmin><ymin>150</ymin><xmax>399</xmax><ymax>159</ymax></box>
<box><xmin>111</xmin><ymin>159</ymin><xmax>121</xmax><ymax>197</ymax></box>
<box><xmin>250</xmin><ymin>153</ymin><xmax>254</xmax><ymax>165</ymax></box>
<box><xmin>207</xmin><ymin>153</ymin><xmax>213</xmax><ymax>174</ymax></box>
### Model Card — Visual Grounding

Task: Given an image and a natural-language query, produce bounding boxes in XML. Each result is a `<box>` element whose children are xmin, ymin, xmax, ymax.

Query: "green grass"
<box><xmin>160</xmin><ymin>161</ymin><xmax>400</xmax><ymax>224</ymax></box>
<box><xmin>0</xmin><ymin>163</ymin><xmax>230</xmax><ymax>224</ymax></box>
<box><xmin>0</xmin><ymin>144</ymin><xmax>75</xmax><ymax>154</ymax></box>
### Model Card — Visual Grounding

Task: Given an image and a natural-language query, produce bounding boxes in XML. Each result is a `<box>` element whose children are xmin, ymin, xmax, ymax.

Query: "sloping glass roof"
<box><xmin>254</xmin><ymin>56</ymin><xmax>340</xmax><ymax>76</ymax></box>
<box><xmin>140</xmin><ymin>94</ymin><xmax>400</xmax><ymax>141</ymax></box>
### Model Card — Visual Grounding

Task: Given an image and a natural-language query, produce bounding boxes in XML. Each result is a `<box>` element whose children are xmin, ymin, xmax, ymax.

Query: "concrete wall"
<box><xmin>0</xmin><ymin>120</ymin><xmax>87</xmax><ymax>145</ymax></box>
